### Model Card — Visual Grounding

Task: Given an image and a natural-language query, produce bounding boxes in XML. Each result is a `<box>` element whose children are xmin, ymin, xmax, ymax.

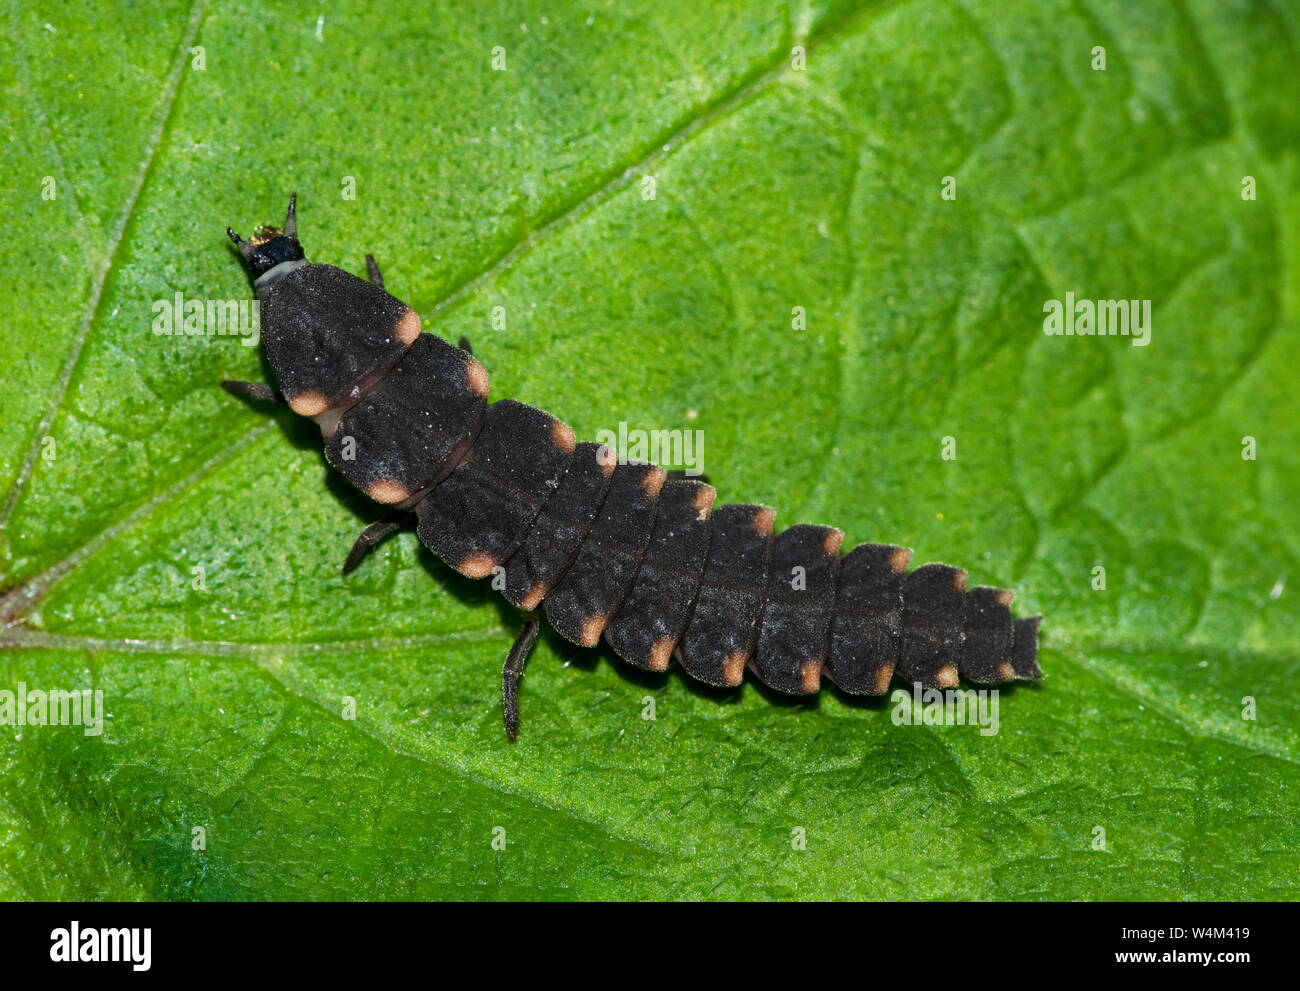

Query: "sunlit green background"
<box><xmin>1</xmin><ymin>0</ymin><xmax>1297</xmax><ymax>899</ymax></box>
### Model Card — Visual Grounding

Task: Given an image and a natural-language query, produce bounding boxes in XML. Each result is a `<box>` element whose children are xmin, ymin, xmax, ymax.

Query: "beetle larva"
<box><xmin>223</xmin><ymin>196</ymin><xmax>1042</xmax><ymax>739</ymax></box>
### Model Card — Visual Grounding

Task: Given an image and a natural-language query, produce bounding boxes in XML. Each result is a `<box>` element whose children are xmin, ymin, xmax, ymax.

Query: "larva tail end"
<box><xmin>1011</xmin><ymin>616</ymin><xmax>1044</xmax><ymax>680</ymax></box>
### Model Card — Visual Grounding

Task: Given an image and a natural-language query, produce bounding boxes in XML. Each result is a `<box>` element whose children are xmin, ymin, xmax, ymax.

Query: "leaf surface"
<box><xmin>1</xmin><ymin>0</ymin><xmax>1297</xmax><ymax>899</ymax></box>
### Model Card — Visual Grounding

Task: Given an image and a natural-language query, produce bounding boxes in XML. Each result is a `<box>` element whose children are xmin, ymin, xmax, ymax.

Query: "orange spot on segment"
<box><xmin>466</xmin><ymin>357</ymin><xmax>491</xmax><ymax>398</ymax></box>
<box><xmin>693</xmin><ymin>485</ymin><xmax>716</xmax><ymax>520</ymax></box>
<box><xmin>643</xmin><ymin>466</ymin><xmax>667</xmax><ymax>498</ymax></box>
<box><xmin>367</xmin><ymin>479</ymin><xmax>411</xmax><ymax>504</ymax></box>
<box><xmin>799</xmin><ymin>660</ymin><xmax>823</xmax><ymax>694</ymax></box>
<box><xmin>889</xmin><ymin>547</ymin><xmax>913</xmax><ymax>574</ymax></box>
<box><xmin>458</xmin><ymin>553</ymin><xmax>498</xmax><ymax>579</ymax></box>
<box><xmin>952</xmin><ymin>569</ymin><xmax>968</xmax><ymax>591</ymax></box>
<box><xmin>520</xmin><ymin>583</ymin><xmax>547</xmax><ymax>611</ymax></box>
<box><xmin>996</xmin><ymin>588</ymin><xmax>1016</xmax><ymax>607</ymax></box>
<box><xmin>996</xmin><ymin>661</ymin><xmax>1016</xmax><ymax>681</ymax></box>
<box><xmin>394</xmin><ymin>308</ymin><xmax>423</xmax><ymax>345</ymax></box>
<box><xmin>579</xmin><ymin>613</ymin><xmax>607</xmax><ymax>647</ymax></box>
<box><xmin>873</xmin><ymin>665</ymin><xmax>894</xmax><ymax>695</ymax></box>
<box><xmin>288</xmin><ymin>390</ymin><xmax>330</xmax><ymax>417</ymax></box>
<box><xmin>550</xmin><ymin>420</ymin><xmax>576</xmax><ymax>455</ymax></box>
<box><xmin>721</xmin><ymin>651</ymin><xmax>747</xmax><ymax>686</ymax></box>
<box><xmin>595</xmin><ymin>445</ymin><xmax>618</xmax><ymax>477</ymax></box>
<box><xmin>822</xmin><ymin>529</ymin><xmax>844</xmax><ymax>557</ymax></box>
<box><xmin>753</xmin><ymin>507</ymin><xmax>775</xmax><ymax>537</ymax></box>
<box><xmin>935</xmin><ymin>664</ymin><xmax>959</xmax><ymax>688</ymax></box>
<box><xmin>647</xmin><ymin>637</ymin><xmax>674</xmax><ymax>672</ymax></box>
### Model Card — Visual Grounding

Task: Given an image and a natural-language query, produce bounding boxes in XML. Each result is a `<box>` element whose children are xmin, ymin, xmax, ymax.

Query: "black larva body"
<box><xmin>224</xmin><ymin>197</ymin><xmax>1043</xmax><ymax>739</ymax></box>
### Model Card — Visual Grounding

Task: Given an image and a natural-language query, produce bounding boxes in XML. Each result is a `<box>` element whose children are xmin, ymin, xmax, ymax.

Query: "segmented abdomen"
<box><xmin>407</xmin><ymin>392</ymin><xmax>1042</xmax><ymax>694</ymax></box>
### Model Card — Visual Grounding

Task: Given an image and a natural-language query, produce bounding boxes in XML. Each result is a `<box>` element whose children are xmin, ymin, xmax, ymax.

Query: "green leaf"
<box><xmin>2</xmin><ymin>0</ymin><xmax>1297</xmax><ymax>900</ymax></box>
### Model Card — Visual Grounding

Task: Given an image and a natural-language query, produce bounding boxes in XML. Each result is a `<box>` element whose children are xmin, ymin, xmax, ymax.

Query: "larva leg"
<box><xmin>221</xmin><ymin>379</ymin><xmax>286</xmax><ymax>405</ymax></box>
<box><xmin>342</xmin><ymin>513</ymin><xmax>407</xmax><ymax>575</ymax></box>
<box><xmin>502</xmin><ymin>617</ymin><xmax>540</xmax><ymax>742</ymax></box>
<box><xmin>364</xmin><ymin>253</ymin><xmax>384</xmax><ymax>289</ymax></box>
<box><xmin>457</xmin><ymin>336</ymin><xmax>473</xmax><ymax>355</ymax></box>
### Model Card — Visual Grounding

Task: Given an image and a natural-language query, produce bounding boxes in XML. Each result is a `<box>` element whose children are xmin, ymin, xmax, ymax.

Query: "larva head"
<box><xmin>228</xmin><ymin>194</ymin><xmax>425</xmax><ymax>421</ymax></box>
<box><xmin>227</xmin><ymin>193</ymin><xmax>307</xmax><ymax>295</ymax></box>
